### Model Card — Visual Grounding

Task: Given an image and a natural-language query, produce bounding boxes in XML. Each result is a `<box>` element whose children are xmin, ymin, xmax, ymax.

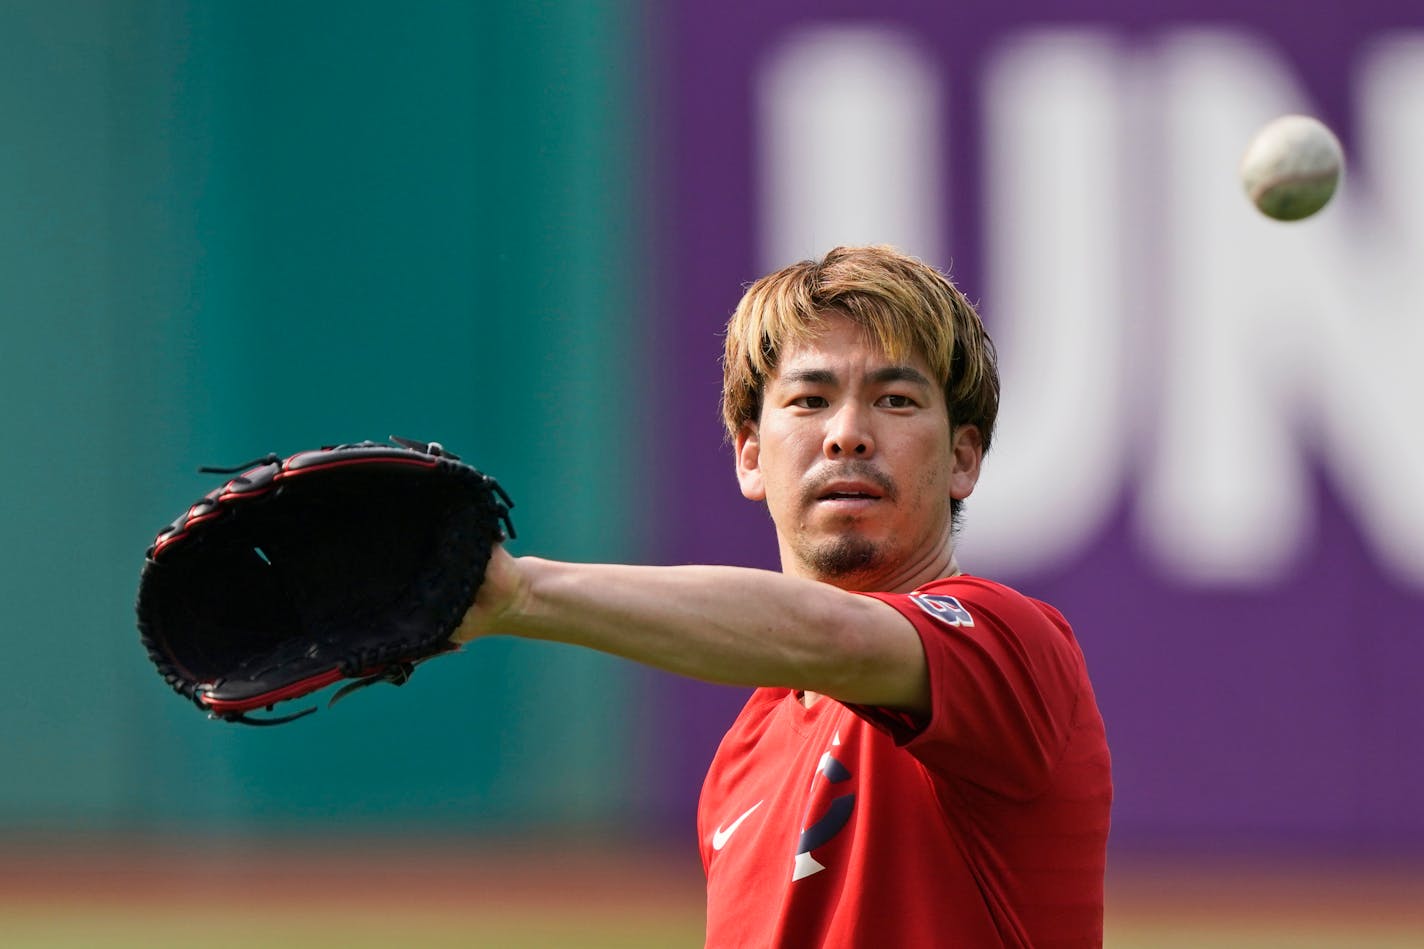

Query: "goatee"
<box><xmin>803</xmin><ymin>535</ymin><xmax>883</xmax><ymax>579</ymax></box>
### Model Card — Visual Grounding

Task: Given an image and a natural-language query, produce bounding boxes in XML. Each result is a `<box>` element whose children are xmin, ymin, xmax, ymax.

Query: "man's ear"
<box><xmin>949</xmin><ymin>424</ymin><xmax>983</xmax><ymax>501</ymax></box>
<box><xmin>735</xmin><ymin>422</ymin><xmax>766</xmax><ymax>501</ymax></box>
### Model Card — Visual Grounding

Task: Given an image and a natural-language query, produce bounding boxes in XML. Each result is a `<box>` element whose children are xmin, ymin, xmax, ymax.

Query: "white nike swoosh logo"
<box><xmin>712</xmin><ymin>800</ymin><xmax>764</xmax><ymax>851</ymax></box>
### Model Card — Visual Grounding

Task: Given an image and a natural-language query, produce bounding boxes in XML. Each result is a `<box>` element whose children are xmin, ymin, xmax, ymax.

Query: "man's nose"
<box><xmin>824</xmin><ymin>403</ymin><xmax>875</xmax><ymax>457</ymax></box>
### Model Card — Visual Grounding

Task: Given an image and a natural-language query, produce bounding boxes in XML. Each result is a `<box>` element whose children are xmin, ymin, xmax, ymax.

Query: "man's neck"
<box><xmin>784</xmin><ymin>551</ymin><xmax>962</xmax><ymax>594</ymax></box>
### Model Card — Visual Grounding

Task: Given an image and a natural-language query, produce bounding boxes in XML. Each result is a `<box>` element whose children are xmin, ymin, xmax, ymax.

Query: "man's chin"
<box><xmin>799</xmin><ymin>535</ymin><xmax>885</xmax><ymax>580</ymax></box>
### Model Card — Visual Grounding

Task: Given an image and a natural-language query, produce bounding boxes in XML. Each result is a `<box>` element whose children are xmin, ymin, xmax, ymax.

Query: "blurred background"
<box><xmin>2</xmin><ymin>1</ymin><xmax>1421</xmax><ymax>946</ymax></box>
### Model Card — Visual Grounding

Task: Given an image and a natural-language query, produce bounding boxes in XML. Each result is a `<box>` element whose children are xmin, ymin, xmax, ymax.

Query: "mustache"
<box><xmin>801</xmin><ymin>461</ymin><xmax>898</xmax><ymax>503</ymax></box>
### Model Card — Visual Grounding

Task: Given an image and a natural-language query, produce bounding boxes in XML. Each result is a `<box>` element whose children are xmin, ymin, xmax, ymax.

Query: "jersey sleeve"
<box><xmin>851</xmin><ymin>576</ymin><xmax>1087</xmax><ymax>799</ymax></box>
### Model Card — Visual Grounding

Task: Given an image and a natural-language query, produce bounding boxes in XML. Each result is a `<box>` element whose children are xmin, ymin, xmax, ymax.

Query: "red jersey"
<box><xmin>698</xmin><ymin>575</ymin><xmax>1111</xmax><ymax>948</ymax></box>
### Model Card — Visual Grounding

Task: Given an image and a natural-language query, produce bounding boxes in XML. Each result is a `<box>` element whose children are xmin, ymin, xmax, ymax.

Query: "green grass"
<box><xmin>5</xmin><ymin>842</ymin><xmax>1421</xmax><ymax>948</ymax></box>
<box><xmin>7</xmin><ymin>901</ymin><xmax>1424</xmax><ymax>949</ymax></box>
<box><xmin>1</xmin><ymin>905</ymin><xmax>704</xmax><ymax>949</ymax></box>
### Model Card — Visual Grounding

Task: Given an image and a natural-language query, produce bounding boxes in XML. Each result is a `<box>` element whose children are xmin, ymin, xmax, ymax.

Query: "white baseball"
<box><xmin>1239</xmin><ymin>114</ymin><xmax>1344</xmax><ymax>221</ymax></box>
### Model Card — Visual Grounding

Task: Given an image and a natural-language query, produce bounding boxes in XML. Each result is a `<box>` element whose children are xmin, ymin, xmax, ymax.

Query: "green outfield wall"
<box><xmin>0</xmin><ymin>0</ymin><xmax>650</xmax><ymax>834</ymax></box>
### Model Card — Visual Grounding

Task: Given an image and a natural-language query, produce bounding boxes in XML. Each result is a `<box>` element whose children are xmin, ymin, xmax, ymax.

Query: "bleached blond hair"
<box><xmin>721</xmin><ymin>245</ymin><xmax>999</xmax><ymax>451</ymax></box>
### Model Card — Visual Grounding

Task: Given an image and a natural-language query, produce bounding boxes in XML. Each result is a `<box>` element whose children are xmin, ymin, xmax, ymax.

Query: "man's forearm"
<box><xmin>478</xmin><ymin>557</ymin><xmax>929</xmax><ymax>710</ymax></box>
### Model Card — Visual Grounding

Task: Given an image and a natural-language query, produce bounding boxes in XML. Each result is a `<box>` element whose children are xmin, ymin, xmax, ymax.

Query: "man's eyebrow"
<box><xmin>776</xmin><ymin>366</ymin><xmax>934</xmax><ymax>387</ymax></box>
<box><xmin>869</xmin><ymin>366</ymin><xmax>934</xmax><ymax>387</ymax></box>
<box><xmin>778</xmin><ymin>368</ymin><xmax>838</xmax><ymax>386</ymax></box>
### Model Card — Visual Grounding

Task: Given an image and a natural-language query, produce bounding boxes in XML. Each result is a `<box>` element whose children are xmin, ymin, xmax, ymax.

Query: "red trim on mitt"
<box><xmin>198</xmin><ymin>667</ymin><xmax>348</xmax><ymax>714</ymax></box>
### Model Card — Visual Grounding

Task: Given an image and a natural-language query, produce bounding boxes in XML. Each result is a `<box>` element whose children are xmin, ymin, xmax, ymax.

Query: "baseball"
<box><xmin>1239</xmin><ymin>114</ymin><xmax>1344</xmax><ymax>221</ymax></box>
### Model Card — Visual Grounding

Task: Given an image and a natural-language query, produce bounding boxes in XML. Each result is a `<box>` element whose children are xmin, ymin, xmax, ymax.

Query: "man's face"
<box><xmin>735</xmin><ymin>312</ymin><xmax>982</xmax><ymax>592</ymax></box>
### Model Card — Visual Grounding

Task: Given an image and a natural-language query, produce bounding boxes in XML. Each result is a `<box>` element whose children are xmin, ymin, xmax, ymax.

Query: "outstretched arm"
<box><xmin>454</xmin><ymin>547</ymin><xmax>930</xmax><ymax>714</ymax></box>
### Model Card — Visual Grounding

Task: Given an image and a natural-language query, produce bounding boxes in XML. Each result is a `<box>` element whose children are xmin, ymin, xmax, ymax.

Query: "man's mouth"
<box><xmin>816</xmin><ymin>482</ymin><xmax>885</xmax><ymax>503</ymax></box>
<box><xmin>804</xmin><ymin>465</ymin><xmax>896</xmax><ymax>508</ymax></box>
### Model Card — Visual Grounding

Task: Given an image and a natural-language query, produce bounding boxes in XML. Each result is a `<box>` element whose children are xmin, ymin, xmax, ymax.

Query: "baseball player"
<box><xmin>454</xmin><ymin>245</ymin><xmax>1112</xmax><ymax>947</ymax></box>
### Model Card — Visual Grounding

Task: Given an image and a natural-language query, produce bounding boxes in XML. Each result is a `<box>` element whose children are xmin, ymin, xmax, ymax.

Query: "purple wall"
<box><xmin>644</xmin><ymin>0</ymin><xmax>1424</xmax><ymax>855</ymax></box>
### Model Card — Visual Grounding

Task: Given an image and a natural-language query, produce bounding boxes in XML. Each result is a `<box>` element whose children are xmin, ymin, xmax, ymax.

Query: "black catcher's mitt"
<box><xmin>136</xmin><ymin>437</ymin><xmax>514</xmax><ymax>725</ymax></box>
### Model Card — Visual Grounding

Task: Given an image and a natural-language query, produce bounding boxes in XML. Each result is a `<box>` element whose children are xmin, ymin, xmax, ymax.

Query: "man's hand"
<box><xmin>451</xmin><ymin>544</ymin><xmax>526</xmax><ymax>644</ymax></box>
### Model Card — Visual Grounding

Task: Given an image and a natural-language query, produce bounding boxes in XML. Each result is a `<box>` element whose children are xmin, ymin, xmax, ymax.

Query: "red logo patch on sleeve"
<box><xmin>909</xmin><ymin>593</ymin><xmax>975</xmax><ymax>627</ymax></box>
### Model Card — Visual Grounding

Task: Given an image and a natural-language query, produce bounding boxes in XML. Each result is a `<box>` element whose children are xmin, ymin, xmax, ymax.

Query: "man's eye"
<box><xmin>792</xmin><ymin>395</ymin><xmax>828</xmax><ymax>409</ymax></box>
<box><xmin>880</xmin><ymin>394</ymin><xmax>916</xmax><ymax>408</ymax></box>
